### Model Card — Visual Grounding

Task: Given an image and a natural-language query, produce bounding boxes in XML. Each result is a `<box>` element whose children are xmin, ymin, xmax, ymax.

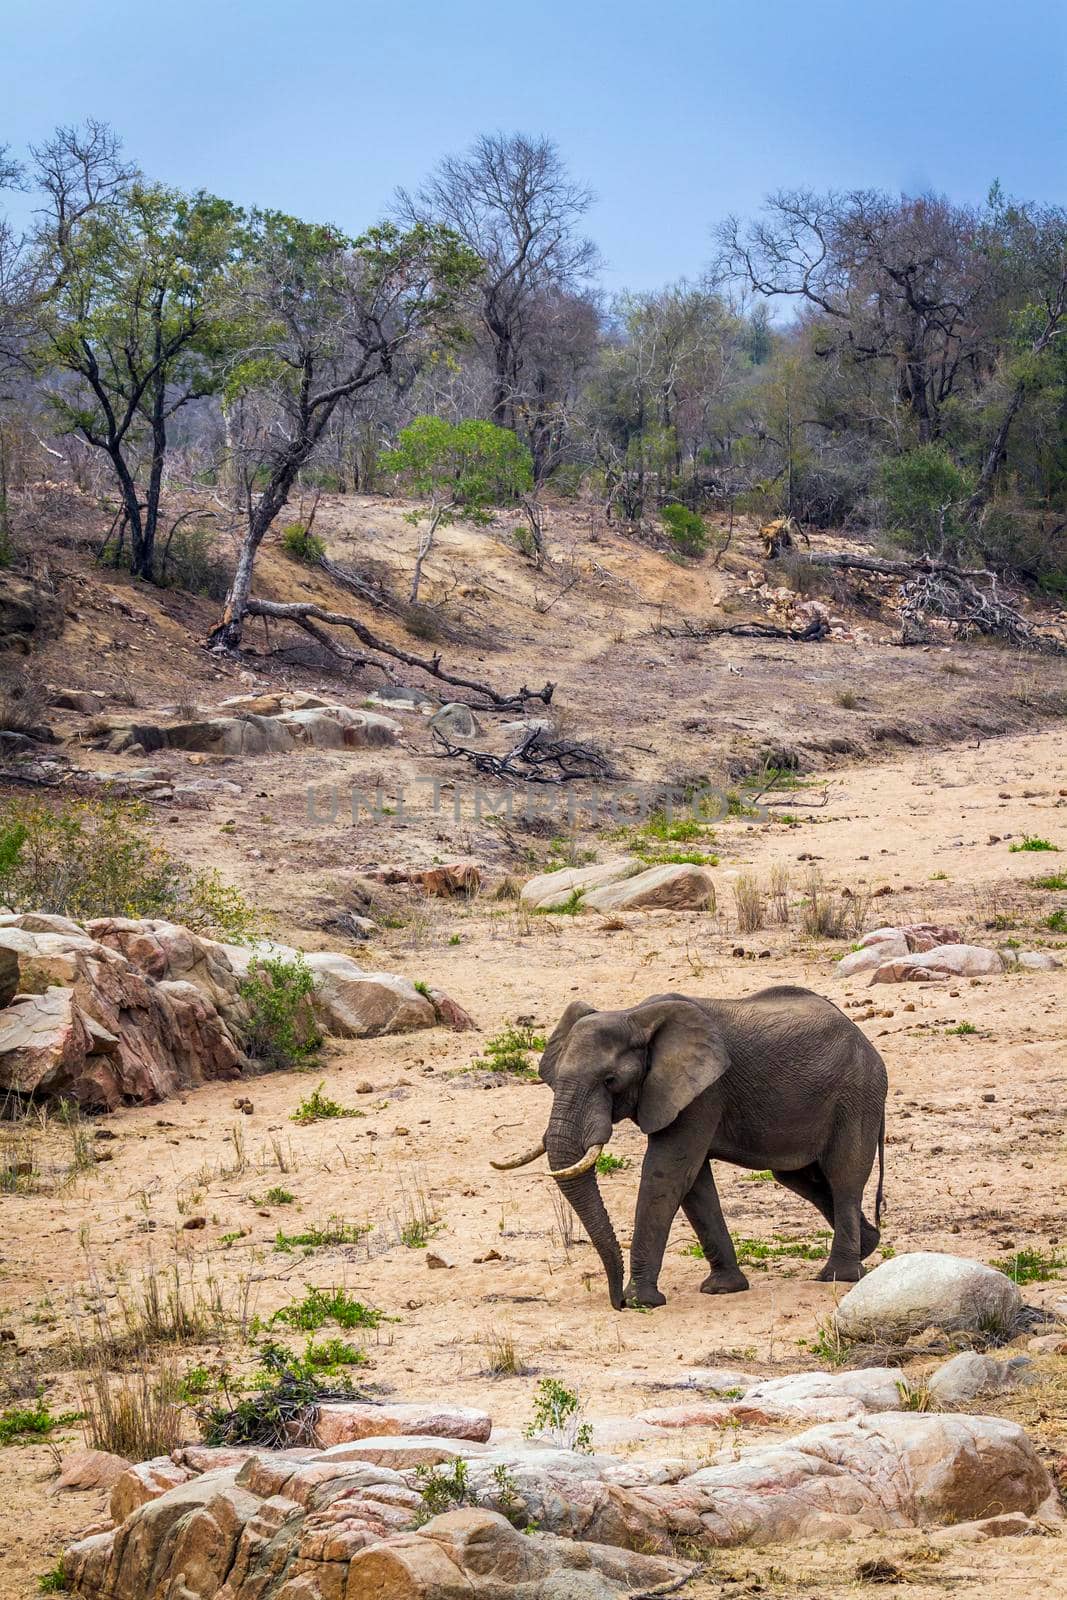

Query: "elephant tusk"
<box><xmin>547</xmin><ymin>1144</ymin><xmax>604</xmax><ymax>1180</ymax></box>
<box><xmin>490</xmin><ymin>1140</ymin><xmax>546</xmax><ymax>1171</ymax></box>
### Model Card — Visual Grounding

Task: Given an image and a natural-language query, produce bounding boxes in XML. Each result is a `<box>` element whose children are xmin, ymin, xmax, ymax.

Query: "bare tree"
<box><xmin>209</xmin><ymin>215</ymin><xmax>479</xmax><ymax>650</ymax></box>
<box><xmin>399</xmin><ymin>133</ymin><xmax>599</xmax><ymax>448</ymax></box>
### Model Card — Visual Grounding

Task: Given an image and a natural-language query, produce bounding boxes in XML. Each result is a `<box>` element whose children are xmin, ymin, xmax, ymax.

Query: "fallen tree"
<box><xmin>243</xmin><ymin>597</ymin><xmax>554</xmax><ymax>710</ymax></box>
<box><xmin>796</xmin><ymin>551</ymin><xmax>1066</xmax><ymax>653</ymax></box>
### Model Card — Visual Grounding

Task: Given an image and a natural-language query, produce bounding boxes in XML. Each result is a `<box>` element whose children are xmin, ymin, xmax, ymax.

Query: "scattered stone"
<box><xmin>426</xmin><ymin>1250</ymin><xmax>455</xmax><ymax>1270</ymax></box>
<box><xmin>835</xmin><ymin>1252</ymin><xmax>1022</xmax><ymax>1341</ymax></box>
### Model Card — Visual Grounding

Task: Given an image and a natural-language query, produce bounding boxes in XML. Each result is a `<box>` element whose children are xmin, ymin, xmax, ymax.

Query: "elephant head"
<box><xmin>491</xmin><ymin>995</ymin><xmax>728</xmax><ymax>1309</ymax></box>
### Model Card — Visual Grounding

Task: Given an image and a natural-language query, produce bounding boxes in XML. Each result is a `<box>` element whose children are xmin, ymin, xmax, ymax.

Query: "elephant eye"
<box><xmin>604</xmin><ymin>1073</ymin><xmax>618</xmax><ymax>1089</ymax></box>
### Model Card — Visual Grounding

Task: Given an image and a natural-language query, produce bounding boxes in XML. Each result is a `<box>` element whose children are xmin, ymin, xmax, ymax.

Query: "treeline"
<box><xmin>1</xmin><ymin>122</ymin><xmax>1066</xmax><ymax>645</ymax></box>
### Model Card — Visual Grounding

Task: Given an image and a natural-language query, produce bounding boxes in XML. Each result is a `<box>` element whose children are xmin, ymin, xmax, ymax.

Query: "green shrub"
<box><xmin>238</xmin><ymin>955</ymin><xmax>322</xmax><ymax>1072</ymax></box>
<box><xmin>203</xmin><ymin>1343</ymin><xmax>363</xmax><ymax>1447</ymax></box>
<box><xmin>274</xmin><ymin>1218</ymin><xmax>371</xmax><ymax>1252</ymax></box>
<box><xmin>413</xmin><ymin>1458</ymin><xmax>472</xmax><ymax>1523</ymax></box>
<box><xmin>0</xmin><ymin>1394</ymin><xmax>83</xmax><ymax>1446</ymax></box>
<box><xmin>524</xmin><ymin>1377</ymin><xmax>592</xmax><ymax>1452</ymax></box>
<box><xmin>38</xmin><ymin>1557</ymin><xmax>71</xmax><ymax>1593</ymax></box>
<box><xmin>281</xmin><ymin>521</ymin><xmax>327</xmax><ymax>564</ymax></box>
<box><xmin>878</xmin><ymin>445</ymin><xmax>974</xmax><ymax>556</ymax></box>
<box><xmin>179</xmin><ymin>870</ymin><xmax>263</xmax><ymax>943</ymax></box>
<box><xmin>1010</xmin><ymin>836</ymin><xmax>1058</xmax><ymax>852</ymax></box>
<box><xmin>1045</xmin><ymin>908</ymin><xmax>1067</xmax><ymax>932</ymax></box>
<box><xmin>595</xmin><ymin>1152</ymin><xmax>630</xmax><ymax>1176</ymax></box>
<box><xmin>661</xmin><ymin>502</ymin><xmax>708</xmax><ymax>556</ymax></box>
<box><xmin>159</xmin><ymin>524</ymin><xmax>232</xmax><ymax>599</ymax></box>
<box><xmin>0</xmin><ymin>797</ymin><xmax>180</xmax><ymax>920</ymax></box>
<box><xmin>269</xmin><ymin>1288</ymin><xmax>383</xmax><ymax>1333</ymax></box>
<box><xmin>990</xmin><ymin>1246</ymin><xmax>1065</xmax><ymax>1283</ymax></box>
<box><xmin>471</xmin><ymin>1023</ymin><xmax>547</xmax><ymax>1077</ymax></box>
<box><xmin>290</xmin><ymin>1083</ymin><xmax>360</xmax><ymax>1124</ymax></box>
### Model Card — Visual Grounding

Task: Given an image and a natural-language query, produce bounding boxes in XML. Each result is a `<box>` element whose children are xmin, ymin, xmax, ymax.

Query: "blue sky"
<box><xmin>4</xmin><ymin>0</ymin><xmax>1065</xmax><ymax>292</ymax></box>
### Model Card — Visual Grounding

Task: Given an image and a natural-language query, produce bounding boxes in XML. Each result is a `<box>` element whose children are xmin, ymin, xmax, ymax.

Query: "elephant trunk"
<box><xmin>547</xmin><ymin>1109</ymin><xmax>623</xmax><ymax>1311</ymax></box>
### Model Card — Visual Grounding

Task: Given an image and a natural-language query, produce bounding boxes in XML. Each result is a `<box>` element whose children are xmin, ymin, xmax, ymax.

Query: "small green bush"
<box><xmin>471</xmin><ymin>1023</ymin><xmax>547</xmax><ymax>1077</ymax></box>
<box><xmin>524</xmin><ymin>1377</ymin><xmax>592</xmax><ymax>1452</ymax></box>
<box><xmin>281</xmin><ymin>521</ymin><xmax>327</xmax><ymax>564</ymax></box>
<box><xmin>1010</xmin><ymin>836</ymin><xmax>1058</xmax><ymax>853</ymax></box>
<box><xmin>413</xmin><ymin>1458</ymin><xmax>472</xmax><ymax>1523</ymax></box>
<box><xmin>37</xmin><ymin>1558</ymin><xmax>71</xmax><ymax>1594</ymax></box>
<box><xmin>878</xmin><ymin>445</ymin><xmax>973</xmax><ymax>556</ymax></box>
<box><xmin>990</xmin><ymin>1246</ymin><xmax>1065</xmax><ymax>1283</ymax></box>
<box><xmin>270</xmin><ymin>1288</ymin><xmax>383</xmax><ymax>1333</ymax></box>
<box><xmin>595</xmin><ymin>1152</ymin><xmax>630</xmax><ymax>1176</ymax></box>
<box><xmin>0</xmin><ymin>1394</ymin><xmax>83</xmax><ymax>1446</ymax></box>
<box><xmin>661</xmin><ymin>502</ymin><xmax>708</xmax><ymax>556</ymax></box>
<box><xmin>238</xmin><ymin>955</ymin><xmax>322</xmax><ymax>1072</ymax></box>
<box><xmin>0</xmin><ymin>797</ymin><xmax>180</xmax><ymax>920</ymax></box>
<box><xmin>1045</xmin><ymin>908</ymin><xmax>1067</xmax><ymax>932</ymax></box>
<box><xmin>274</xmin><ymin>1218</ymin><xmax>371</xmax><ymax>1252</ymax></box>
<box><xmin>290</xmin><ymin>1083</ymin><xmax>361</xmax><ymax>1124</ymax></box>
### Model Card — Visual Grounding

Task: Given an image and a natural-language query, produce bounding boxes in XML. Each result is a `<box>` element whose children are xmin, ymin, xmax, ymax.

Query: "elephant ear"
<box><xmin>539</xmin><ymin>999</ymin><xmax>597</xmax><ymax>1087</ymax></box>
<box><xmin>631</xmin><ymin>997</ymin><xmax>728</xmax><ymax>1135</ymax></box>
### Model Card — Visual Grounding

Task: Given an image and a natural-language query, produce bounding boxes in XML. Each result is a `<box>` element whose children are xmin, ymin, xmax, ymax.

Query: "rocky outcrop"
<box><xmin>64</xmin><ymin>1408</ymin><xmax>1058</xmax><ymax>1598</ymax></box>
<box><xmin>0</xmin><ymin>915</ymin><xmax>470</xmax><ymax>1107</ymax></box>
<box><xmin>0</xmin><ymin>921</ymin><xmax>242</xmax><ymax>1107</ymax></box>
<box><xmin>520</xmin><ymin>860</ymin><xmax>641</xmax><ymax>912</ymax></box>
<box><xmin>837</xmin><ymin>925</ymin><xmax>1059</xmax><ymax>982</ymax></box>
<box><xmin>583</xmin><ymin>863</ymin><xmax>716</xmax><ymax>913</ymax></box>
<box><xmin>313</xmin><ymin>1401</ymin><xmax>492</xmax><ymax>1448</ymax></box>
<box><xmin>835</xmin><ymin>1252</ymin><xmax>1023</xmax><ymax>1341</ymax></box>
<box><xmin>98</xmin><ymin>694</ymin><xmax>401</xmax><ymax>757</ymax></box>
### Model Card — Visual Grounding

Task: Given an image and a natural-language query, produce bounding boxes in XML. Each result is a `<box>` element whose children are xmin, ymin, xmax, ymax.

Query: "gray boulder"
<box><xmin>835</xmin><ymin>1252</ymin><xmax>1022</xmax><ymax>1341</ymax></box>
<box><xmin>429</xmin><ymin>701</ymin><xmax>482</xmax><ymax>740</ymax></box>
<box><xmin>927</xmin><ymin>1352</ymin><xmax>1032</xmax><ymax>1407</ymax></box>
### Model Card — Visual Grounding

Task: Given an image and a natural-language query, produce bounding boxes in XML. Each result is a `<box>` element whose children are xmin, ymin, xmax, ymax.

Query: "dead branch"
<box><xmin>243</xmin><ymin>597</ymin><xmax>554</xmax><ymax>709</ymax></box>
<box><xmin>430</xmin><ymin>724</ymin><xmax>612</xmax><ymax>784</ymax></box>
<box><xmin>800</xmin><ymin>551</ymin><xmax>993</xmax><ymax>579</ymax></box>
<box><xmin>317</xmin><ymin>555</ymin><xmax>399</xmax><ymax>614</ymax></box>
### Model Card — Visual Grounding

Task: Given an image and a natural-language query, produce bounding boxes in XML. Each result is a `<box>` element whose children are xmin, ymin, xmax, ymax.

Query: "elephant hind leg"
<box><xmin>773</xmin><ymin>1163</ymin><xmax>880</xmax><ymax>1266</ymax></box>
<box><xmin>683</xmin><ymin>1164</ymin><xmax>749</xmax><ymax>1295</ymax></box>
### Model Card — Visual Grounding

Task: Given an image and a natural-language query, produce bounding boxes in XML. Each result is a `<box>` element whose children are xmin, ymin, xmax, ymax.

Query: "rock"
<box><xmin>740</xmin><ymin>1367</ymin><xmax>907</xmax><ymax>1416</ymax></box>
<box><xmin>345</xmin><ymin>1508</ymin><xmax>693</xmax><ymax>1600</ymax></box>
<box><xmin>51</xmin><ymin>1449</ymin><xmax>132</xmax><ymax>1494</ymax></box>
<box><xmin>321</xmin><ymin>1435</ymin><xmax>478</xmax><ymax>1468</ymax></box>
<box><xmin>109</xmin><ymin>1456</ymin><xmax>195</xmax><ymax>1523</ymax></box>
<box><xmin>1002</xmin><ymin>949</ymin><xmax>1062</xmax><ymax>971</ymax></box>
<box><xmin>839</xmin><ymin>925</ymin><xmax>968</xmax><ymax>977</ymax></box>
<box><xmin>583</xmin><ymin>864</ymin><xmax>715</xmax><ymax>914</ymax></box>
<box><xmin>0</xmin><ymin>940</ymin><xmax>20</xmax><ymax>1007</ymax></box>
<box><xmin>520</xmin><ymin>860</ymin><xmax>642</xmax><ymax>912</ymax></box>
<box><xmin>419</xmin><ymin>859</ymin><xmax>481</xmax><ymax>898</ymax></box>
<box><xmin>301</xmin><ymin>952</ymin><xmax>436</xmax><ymax>1037</ymax></box>
<box><xmin>426</xmin><ymin>1250</ymin><xmax>454</xmax><ymax>1270</ymax></box>
<box><xmin>65</xmin><ymin>1412</ymin><xmax>1055</xmax><ymax>1595</ymax></box>
<box><xmin>927</xmin><ymin>1352</ymin><xmax>1032</xmax><ymax>1407</ymax></box>
<box><xmin>312</xmin><ymin>1401</ymin><xmax>492</xmax><ymax>1448</ymax></box>
<box><xmin>869</xmin><ymin>943</ymin><xmax>1005</xmax><ymax>983</ymax></box>
<box><xmin>421</xmin><ymin>985</ymin><xmax>476</xmax><ymax>1032</ymax></box>
<box><xmin>99</xmin><ymin>703</ymin><xmax>401</xmax><ymax>757</ymax></box>
<box><xmin>835</xmin><ymin>1252</ymin><xmax>1022</xmax><ymax>1341</ymax></box>
<box><xmin>429</xmin><ymin>702</ymin><xmax>482</xmax><ymax>740</ymax></box>
<box><xmin>0</xmin><ymin>570</ymin><xmax>62</xmax><ymax>652</ymax></box>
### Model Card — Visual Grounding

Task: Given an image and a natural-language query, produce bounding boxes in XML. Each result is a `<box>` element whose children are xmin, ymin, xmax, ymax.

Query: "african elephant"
<box><xmin>491</xmin><ymin>986</ymin><xmax>887</xmax><ymax>1310</ymax></box>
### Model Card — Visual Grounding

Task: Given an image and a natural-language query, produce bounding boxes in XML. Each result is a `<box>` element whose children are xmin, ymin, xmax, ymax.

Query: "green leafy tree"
<box><xmin>879</xmin><ymin>445</ymin><xmax>974</xmax><ymax>555</ymax></box>
<box><xmin>379</xmin><ymin>415</ymin><xmax>532</xmax><ymax>601</ymax></box>
<box><xmin>210</xmin><ymin>217</ymin><xmax>480</xmax><ymax>648</ymax></box>
<box><xmin>34</xmin><ymin>129</ymin><xmax>240</xmax><ymax>578</ymax></box>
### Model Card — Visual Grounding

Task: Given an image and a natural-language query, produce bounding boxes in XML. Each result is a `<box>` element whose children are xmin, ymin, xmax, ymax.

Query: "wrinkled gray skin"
<box><xmin>539</xmin><ymin>986</ymin><xmax>887</xmax><ymax>1310</ymax></box>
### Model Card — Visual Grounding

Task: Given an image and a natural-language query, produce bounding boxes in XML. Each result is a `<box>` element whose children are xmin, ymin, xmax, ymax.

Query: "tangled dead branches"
<box><xmin>430</xmin><ymin>724</ymin><xmax>614</xmax><ymax>783</ymax></box>
<box><xmin>657</xmin><ymin>616</ymin><xmax>830</xmax><ymax>643</ymax></box>
<box><xmin>899</xmin><ymin>568</ymin><xmax>1064</xmax><ymax>652</ymax></box>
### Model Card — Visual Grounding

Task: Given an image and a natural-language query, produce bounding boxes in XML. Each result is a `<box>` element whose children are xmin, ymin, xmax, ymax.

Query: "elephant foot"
<box><xmin>816</xmin><ymin>1257</ymin><xmax>864</xmax><ymax>1283</ymax></box>
<box><xmin>699</xmin><ymin>1267</ymin><xmax>749</xmax><ymax>1295</ymax></box>
<box><xmin>624</xmin><ymin>1280</ymin><xmax>666</xmax><ymax>1309</ymax></box>
<box><xmin>860</xmin><ymin>1223</ymin><xmax>881</xmax><ymax>1258</ymax></box>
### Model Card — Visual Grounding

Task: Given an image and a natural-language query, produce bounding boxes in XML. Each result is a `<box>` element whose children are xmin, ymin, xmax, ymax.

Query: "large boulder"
<box><xmin>835</xmin><ymin>1252</ymin><xmax>1022</xmax><ymax>1341</ymax></box>
<box><xmin>838</xmin><ymin>925</ymin><xmax>968</xmax><ymax>978</ymax></box>
<box><xmin>583</xmin><ymin>864</ymin><xmax>715</xmax><ymax>914</ymax></box>
<box><xmin>102</xmin><ymin>703</ymin><xmax>401</xmax><ymax>757</ymax></box>
<box><xmin>868</xmin><ymin>943</ymin><xmax>1005</xmax><ymax>983</ymax></box>
<box><xmin>521</xmin><ymin>860</ymin><xmax>641</xmax><ymax>912</ymax></box>
<box><xmin>302</xmin><ymin>953</ymin><xmax>436</xmax><ymax>1037</ymax></box>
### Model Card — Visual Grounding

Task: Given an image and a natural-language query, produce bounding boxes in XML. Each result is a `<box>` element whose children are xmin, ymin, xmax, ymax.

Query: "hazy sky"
<box><xmin>5</xmin><ymin>0</ymin><xmax>1065</xmax><ymax>292</ymax></box>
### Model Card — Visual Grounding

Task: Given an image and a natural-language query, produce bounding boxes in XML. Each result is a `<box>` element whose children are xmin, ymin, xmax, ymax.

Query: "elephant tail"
<box><xmin>874</xmin><ymin>1111</ymin><xmax>886</xmax><ymax>1224</ymax></box>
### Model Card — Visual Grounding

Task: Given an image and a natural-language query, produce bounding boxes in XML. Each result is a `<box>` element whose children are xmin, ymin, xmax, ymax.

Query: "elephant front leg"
<box><xmin>625</xmin><ymin>1134</ymin><xmax>709</xmax><ymax>1308</ymax></box>
<box><xmin>682</xmin><ymin>1164</ymin><xmax>749</xmax><ymax>1295</ymax></box>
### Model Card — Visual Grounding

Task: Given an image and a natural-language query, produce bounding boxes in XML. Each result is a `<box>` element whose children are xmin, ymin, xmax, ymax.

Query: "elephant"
<box><xmin>490</xmin><ymin>986</ymin><xmax>887</xmax><ymax>1310</ymax></box>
